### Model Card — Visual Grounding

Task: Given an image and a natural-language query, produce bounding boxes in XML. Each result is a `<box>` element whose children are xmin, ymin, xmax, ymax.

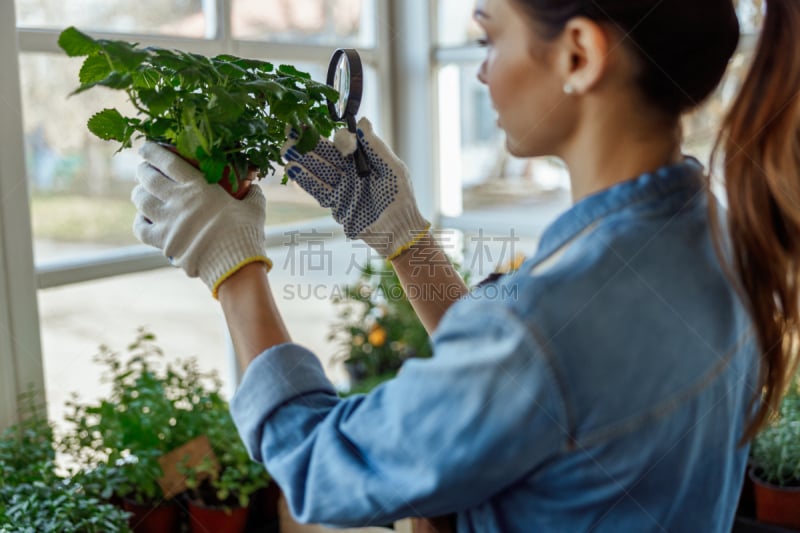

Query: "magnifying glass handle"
<box><xmin>354</xmin><ymin>140</ymin><xmax>371</xmax><ymax>177</ymax></box>
<box><xmin>346</xmin><ymin>115</ymin><xmax>371</xmax><ymax>177</ymax></box>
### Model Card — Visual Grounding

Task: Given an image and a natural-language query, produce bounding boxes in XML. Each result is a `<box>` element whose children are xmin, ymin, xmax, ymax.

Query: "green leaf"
<box><xmin>206</xmin><ymin>87</ymin><xmax>244</xmax><ymax>123</ymax></box>
<box><xmin>271</xmin><ymin>95</ymin><xmax>297</xmax><ymax>118</ymax></box>
<box><xmin>213</xmin><ymin>60</ymin><xmax>248</xmax><ymax>79</ymax></box>
<box><xmin>242</xmin><ymin>79</ymin><xmax>285</xmax><ymax>97</ymax></box>
<box><xmin>215</xmin><ymin>55</ymin><xmax>274</xmax><ymax>73</ymax></box>
<box><xmin>57</xmin><ymin>27</ymin><xmax>101</xmax><ymax>57</ymax></box>
<box><xmin>78</xmin><ymin>54</ymin><xmax>112</xmax><ymax>85</ymax></box>
<box><xmin>131</xmin><ymin>67</ymin><xmax>162</xmax><ymax>90</ymax></box>
<box><xmin>176</xmin><ymin>129</ymin><xmax>202</xmax><ymax>162</ymax></box>
<box><xmin>278</xmin><ymin>64</ymin><xmax>311</xmax><ymax>80</ymax></box>
<box><xmin>138</xmin><ymin>87</ymin><xmax>176</xmax><ymax>116</ymax></box>
<box><xmin>87</xmin><ymin>109</ymin><xmax>128</xmax><ymax>142</ymax></box>
<box><xmin>177</xmin><ymin>67</ymin><xmax>205</xmax><ymax>90</ymax></box>
<box><xmin>106</xmin><ymin>72</ymin><xmax>135</xmax><ymax>91</ymax></box>
<box><xmin>198</xmin><ymin>154</ymin><xmax>227</xmax><ymax>185</ymax></box>
<box><xmin>150</xmin><ymin>50</ymin><xmax>188</xmax><ymax>71</ymax></box>
<box><xmin>100</xmin><ymin>40</ymin><xmax>149</xmax><ymax>72</ymax></box>
<box><xmin>295</xmin><ymin>124</ymin><xmax>320</xmax><ymax>154</ymax></box>
<box><xmin>87</xmin><ymin>72</ymin><xmax>133</xmax><ymax>91</ymax></box>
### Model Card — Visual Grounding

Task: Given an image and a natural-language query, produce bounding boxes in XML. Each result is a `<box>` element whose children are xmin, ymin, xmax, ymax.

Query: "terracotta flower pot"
<box><xmin>160</xmin><ymin>144</ymin><xmax>255</xmax><ymax>200</ymax></box>
<box><xmin>122</xmin><ymin>499</ymin><xmax>181</xmax><ymax>533</ymax></box>
<box><xmin>750</xmin><ymin>468</ymin><xmax>800</xmax><ymax>529</ymax></box>
<box><xmin>188</xmin><ymin>499</ymin><xmax>249</xmax><ymax>533</ymax></box>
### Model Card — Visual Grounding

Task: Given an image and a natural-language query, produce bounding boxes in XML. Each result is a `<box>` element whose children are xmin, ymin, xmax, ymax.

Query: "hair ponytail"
<box><xmin>712</xmin><ymin>0</ymin><xmax>800</xmax><ymax>441</ymax></box>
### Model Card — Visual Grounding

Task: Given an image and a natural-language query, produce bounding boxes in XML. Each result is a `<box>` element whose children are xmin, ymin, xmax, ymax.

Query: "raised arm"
<box><xmin>390</xmin><ymin>232</ymin><xmax>469</xmax><ymax>334</ymax></box>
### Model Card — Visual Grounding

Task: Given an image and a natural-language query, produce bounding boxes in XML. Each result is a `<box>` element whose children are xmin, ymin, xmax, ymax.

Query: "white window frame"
<box><xmin>1</xmin><ymin>0</ymin><xmax>435</xmax><ymax>430</ymax></box>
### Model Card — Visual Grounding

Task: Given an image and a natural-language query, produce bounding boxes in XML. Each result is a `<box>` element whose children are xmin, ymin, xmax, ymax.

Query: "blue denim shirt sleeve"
<box><xmin>230</xmin><ymin>298</ymin><xmax>568</xmax><ymax>527</ymax></box>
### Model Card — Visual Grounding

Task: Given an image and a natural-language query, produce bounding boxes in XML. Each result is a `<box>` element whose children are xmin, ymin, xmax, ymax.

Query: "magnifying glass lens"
<box><xmin>333</xmin><ymin>55</ymin><xmax>350</xmax><ymax>119</ymax></box>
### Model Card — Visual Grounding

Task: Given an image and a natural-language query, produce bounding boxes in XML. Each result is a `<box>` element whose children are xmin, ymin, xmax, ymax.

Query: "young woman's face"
<box><xmin>474</xmin><ymin>0</ymin><xmax>576</xmax><ymax>158</ymax></box>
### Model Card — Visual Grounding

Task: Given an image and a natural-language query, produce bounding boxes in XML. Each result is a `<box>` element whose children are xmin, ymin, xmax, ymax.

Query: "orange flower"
<box><xmin>368</xmin><ymin>325</ymin><xmax>387</xmax><ymax>347</ymax></box>
<box><xmin>497</xmin><ymin>252</ymin><xmax>527</xmax><ymax>273</ymax></box>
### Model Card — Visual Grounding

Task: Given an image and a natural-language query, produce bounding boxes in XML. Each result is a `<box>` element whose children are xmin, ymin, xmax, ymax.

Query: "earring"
<box><xmin>563</xmin><ymin>82</ymin><xmax>575</xmax><ymax>95</ymax></box>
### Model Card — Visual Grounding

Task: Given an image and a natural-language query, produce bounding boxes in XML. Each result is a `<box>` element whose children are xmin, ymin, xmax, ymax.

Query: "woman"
<box><xmin>131</xmin><ymin>0</ymin><xmax>800</xmax><ymax>530</ymax></box>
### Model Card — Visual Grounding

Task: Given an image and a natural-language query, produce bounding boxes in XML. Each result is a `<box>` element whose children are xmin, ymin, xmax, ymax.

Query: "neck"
<box><xmin>560</xmin><ymin>109</ymin><xmax>683</xmax><ymax>203</ymax></box>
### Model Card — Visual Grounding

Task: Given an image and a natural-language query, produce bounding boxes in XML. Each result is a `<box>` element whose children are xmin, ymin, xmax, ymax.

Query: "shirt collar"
<box><xmin>530</xmin><ymin>157</ymin><xmax>706</xmax><ymax>266</ymax></box>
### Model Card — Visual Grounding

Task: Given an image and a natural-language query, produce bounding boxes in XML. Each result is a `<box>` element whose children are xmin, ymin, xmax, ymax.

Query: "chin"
<box><xmin>504</xmin><ymin>137</ymin><xmax>536</xmax><ymax>159</ymax></box>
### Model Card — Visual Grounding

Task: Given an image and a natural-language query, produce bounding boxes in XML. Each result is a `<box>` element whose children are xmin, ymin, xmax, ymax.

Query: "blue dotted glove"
<box><xmin>282</xmin><ymin>117</ymin><xmax>430</xmax><ymax>259</ymax></box>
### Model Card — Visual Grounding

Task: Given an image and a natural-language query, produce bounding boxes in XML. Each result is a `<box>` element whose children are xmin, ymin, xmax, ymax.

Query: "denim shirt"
<box><xmin>231</xmin><ymin>157</ymin><xmax>757</xmax><ymax>532</ymax></box>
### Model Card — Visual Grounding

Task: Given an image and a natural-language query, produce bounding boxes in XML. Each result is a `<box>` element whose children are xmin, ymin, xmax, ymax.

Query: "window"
<box><xmin>3</xmin><ymin>0</ymin><xmax>386</xmax><ymax>428</ymax></box>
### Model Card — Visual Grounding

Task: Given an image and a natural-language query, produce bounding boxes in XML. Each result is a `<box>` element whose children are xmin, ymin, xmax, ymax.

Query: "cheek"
<box><xmin>484</xmin><ymin>56</ymin><xmax>518</xmax><ymax>111</ymax></box>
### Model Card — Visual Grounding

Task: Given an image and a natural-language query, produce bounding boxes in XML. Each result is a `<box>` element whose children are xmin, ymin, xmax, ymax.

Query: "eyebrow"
<box><xmin>474</xmin><ymin>9</ymin><xmax>490</xmax><ymax>20</ymax></box>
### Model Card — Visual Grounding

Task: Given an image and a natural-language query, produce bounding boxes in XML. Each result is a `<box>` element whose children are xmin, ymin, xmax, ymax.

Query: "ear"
<box><xmin>555</xmin><ymin>17</ymin><xmax>611</xmax><ymax>94</ymax></box>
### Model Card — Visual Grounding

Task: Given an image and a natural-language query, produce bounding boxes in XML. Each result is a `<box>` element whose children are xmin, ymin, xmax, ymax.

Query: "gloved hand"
<box><xmin>282</xmin><ymin>117</ymin><xmax>430</xmax><ymax>259</ymax></box>
<box><xmin>131</xmin><ymin>142</ymin><xmax>272</xmax><ymax>298</ymax></box>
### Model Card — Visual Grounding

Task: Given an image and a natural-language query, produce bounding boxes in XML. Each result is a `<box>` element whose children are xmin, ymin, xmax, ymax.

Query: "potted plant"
<box><xmin>330</xmin><ymin>258</ymin><xmax>472</xmax><ymax>395</ymax></box>
<box><xmin>749</xmin><ymin>374</ymin><xmax>800</xmax><ymax>529</ymax></box>
<box><xmin>178</xmin><ymin>377</ymin><xmax>275</xmax><ymax>533</ymax></box>
<box><xmin>61</xmin><ymin>329</ymin><xmax>214</xmax><ymax>532</ymax></box>
<box><xmin>57</xmin><ymin>26</ymin><xmax>340</xmax><ymax>197</ymax></box>
<box><xmin>0</xmin><ymin>390</ymin><xmax>131</xmax><ymax>533</ymax></box>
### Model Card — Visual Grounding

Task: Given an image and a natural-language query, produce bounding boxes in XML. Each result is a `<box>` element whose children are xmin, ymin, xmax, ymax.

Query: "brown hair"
<box><xmin>513</xmin><ymin>0</ymin><xmax>800</xmax><ymax>440</ymax></box>
<box><xmin>713</xmin><ymin>0</ymin><xmax>800</xmax><ymax>440</ymax></box>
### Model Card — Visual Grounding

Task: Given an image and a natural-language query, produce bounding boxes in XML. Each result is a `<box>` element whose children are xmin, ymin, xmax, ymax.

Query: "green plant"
<box><xmin>57</xmin><ymin>26</ymin><xmax>339</xmax><ymax>191</ymax></box>
<box><xmin>0</xmin><ymin>390</ymin><xmax>131</xmax><ymax>533</ymax></box>
<box><xmin>751</xmin><ymin>375</ymin><xmax>800</xmax><ymax>487</ymax></box>
<box><xmin>180</xmin><ymin>390</ymin><xmax>271</xmax><ymax>510</ymax></box>
<box><xmin>63</xmin><ymin>329</ymin><xmax>271</xmax><ymax>511</ymax></box>
<box><xmin>0</xmin><ymin>480</ymin><xmax>131</xmax><ymax>533</ymax></box>
<box><xmin>0</xmin><ymin>389</ymin><xmax>55</xmax><ymax>487</ymax></box>
<box><xmin>330</xmin><ymin>259</ymin><xmax>471</xmax><ymax>394</ymax></box>
<box><xmin>62</xmin><ymin>329</ymin><xmax>217</xmax><ymax>505</ymax></box>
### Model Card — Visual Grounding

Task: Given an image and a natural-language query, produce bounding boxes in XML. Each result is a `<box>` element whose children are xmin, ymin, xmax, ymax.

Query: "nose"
<box><xmin>477</xmin><ymin>61</ymin><xmax>487</xmax><ymax>85</ymax></box>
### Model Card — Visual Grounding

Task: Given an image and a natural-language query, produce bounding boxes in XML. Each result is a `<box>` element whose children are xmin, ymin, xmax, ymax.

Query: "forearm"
<box><xmin>391</xmin><ymin>232</ymin><xmax>469</xmax><ymax>335</ymax></box>
<box><xmin>218</xmin><ymin>262</ymin><xmax>292</xmax><ymax>372</ymax></box>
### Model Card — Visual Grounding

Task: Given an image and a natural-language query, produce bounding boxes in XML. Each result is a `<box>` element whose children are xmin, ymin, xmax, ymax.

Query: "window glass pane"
<box><xmin>20</xmin><ymin>53</ymin><xmax>143</xmax><ymax>254</ymax></box>
<box><xmin>21</xmin><ymin>53</ymin><xmax>380</xmax><ymax>262</ymax></box>
<box><xmin>39</xmin><ymin>237</ymin><xmax>356</xmax><ymax>423</ymax></box>
<box><xmin>39</xmin><ymin>269</ymin><xmax>232</xmax><ymax>424</ymax></box>
<box><xmin>437</xmin><ymin>0</ymin><xmax>481</xmax><ymax>47</ymax></box>
<box><xmin>16</xmin><ymin>0</ymin><xmax>206</xmax><ymax>37</ymax></box>
<box><xmin>232</xmin><ymin>0</ymin><xmax>376</xmax><ymax>46</ymax></box>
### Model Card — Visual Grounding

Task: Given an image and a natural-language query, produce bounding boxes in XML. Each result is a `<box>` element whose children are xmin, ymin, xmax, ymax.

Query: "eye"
<box><xmin>475</xmin><ymin>37</ymin><xmax>491</xmax><ymax>47</ymax></box>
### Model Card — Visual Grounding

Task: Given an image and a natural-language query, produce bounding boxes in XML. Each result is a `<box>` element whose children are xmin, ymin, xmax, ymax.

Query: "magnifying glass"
<box><xmin>327</xmin><ymin>48</ymin><xmax>371</xmax><ymax>177</ymax></box>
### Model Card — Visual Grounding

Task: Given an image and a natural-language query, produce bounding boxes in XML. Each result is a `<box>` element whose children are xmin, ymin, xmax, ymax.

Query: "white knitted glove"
<box><xmin>282</xmin><ymin>117</ymin><xmax>430</xmax><ymax>259</ymax></box>
<box><xmin>132</xmin><ymin>142</ymin><xmax>272</xmax><ymax>298</ymax></box>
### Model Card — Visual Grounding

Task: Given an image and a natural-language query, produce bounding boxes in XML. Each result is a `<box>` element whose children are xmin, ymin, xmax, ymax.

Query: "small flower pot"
<box><xmin>160</xmin><ymin>144</ymin><xmax>255</xmax><ymax>200</ymax></box>
<box><xmin>750</xmin><ymin>468</ymin><xmax>800</xmax><ymax>529</ymax></box>
<box><xmin>122</xmin><ymin>498</ymin><xmax>181</xmax><ymax>533</ymax></box>
<box><xmin>188</xmin><ymin>499</ymin><xmax>249</xmax><ymax>533</ymax></box>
